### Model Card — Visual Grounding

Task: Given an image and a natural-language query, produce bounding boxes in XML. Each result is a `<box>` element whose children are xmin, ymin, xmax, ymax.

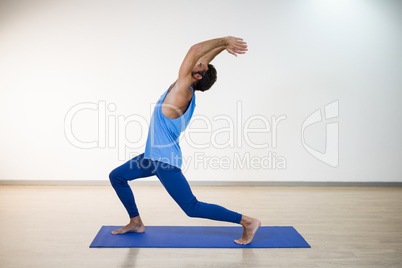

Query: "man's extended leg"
<box><xmin>154</xmin><ymin>161</ymin><xmax>242</xmax><ymax>223</ymax></box>
<box><xmin>109</xmin><ymin>153</ymin><xmax>155</xmax><ymax>234</ymax></box>
<box><xmin>153</xmin><ymin>161</ymin><xmax>261</xmax><ymax>244</ymax></box>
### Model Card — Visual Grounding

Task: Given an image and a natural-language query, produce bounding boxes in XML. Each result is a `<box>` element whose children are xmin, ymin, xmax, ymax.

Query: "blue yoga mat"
<box><xmin>90</xmin><ymin>226</ymin><xmax>310</xmax><ymax>248</ymax></box>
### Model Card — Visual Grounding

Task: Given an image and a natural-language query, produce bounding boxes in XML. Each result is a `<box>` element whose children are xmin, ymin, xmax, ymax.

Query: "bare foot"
<box><xmin>234</xmin><ymin>215</ymin><xmax>261</xmax><ymax>245</ymax></box>
<box><xmin>111</xmin><ymin>216</ymin><xmax>145</xmax><ymax>235</ymax></box>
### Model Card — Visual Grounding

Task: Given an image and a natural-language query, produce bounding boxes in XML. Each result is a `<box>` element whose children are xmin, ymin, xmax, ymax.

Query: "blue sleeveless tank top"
<box><xmin>144</xmin><ymin>85</ymin><xmax>196</xmax><ymax>169</ymax></box>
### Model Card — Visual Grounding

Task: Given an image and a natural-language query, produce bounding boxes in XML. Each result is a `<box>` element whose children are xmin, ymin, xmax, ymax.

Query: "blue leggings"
<box><xmin>109</xmin><ymin>153</ymin><xmax>242</xmax><ymax>224</ymax></box>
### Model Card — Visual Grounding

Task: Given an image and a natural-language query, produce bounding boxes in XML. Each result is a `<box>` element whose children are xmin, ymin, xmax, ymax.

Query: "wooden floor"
<box><xmin>0</xmin><ymin>186</ymin><xmax>401</xmax><ymax>268</ymax></box>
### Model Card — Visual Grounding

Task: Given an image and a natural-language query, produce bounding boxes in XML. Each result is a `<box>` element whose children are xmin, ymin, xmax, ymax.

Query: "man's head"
<box><xmin>191</xmin><ymin>63</ymin><xmax>217</xmax><ymax>92</ymax></box>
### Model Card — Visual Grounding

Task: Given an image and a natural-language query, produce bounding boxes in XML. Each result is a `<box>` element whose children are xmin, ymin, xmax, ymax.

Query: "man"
<box><xmin>109</xmin><ymin>36</ymin><xmax>261</xmax><ymax>245</ymax></box>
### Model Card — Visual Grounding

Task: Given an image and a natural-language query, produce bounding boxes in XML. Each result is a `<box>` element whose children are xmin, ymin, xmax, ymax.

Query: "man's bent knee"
<box><xmin>109</xmin><ymin>169</ymin><xmax>125</xmax><ymax>186</ymax></box>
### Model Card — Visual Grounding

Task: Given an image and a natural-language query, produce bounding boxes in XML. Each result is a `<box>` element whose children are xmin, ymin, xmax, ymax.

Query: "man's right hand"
<box><xmin>224</xmin><ymin>36</ymin><xmax>248</xmax><ymax>57</ymax></box>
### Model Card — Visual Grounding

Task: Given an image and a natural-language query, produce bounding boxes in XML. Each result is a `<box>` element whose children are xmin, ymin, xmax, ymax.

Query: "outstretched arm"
<box><xmin>177</xmin><ymin>36</ymin><xmax>248</xmax><ymax>89</ymax></box>
<box><xmin>199</xmin><ymin>46</ymin><xmax>225</xmax><ymax>64</ymax></box>
<box><xmin>162</xmin><ymin>37</ymin><xmax>247</xmax><ymax>119</ymax></box>
<box><xmin>199</xmin><ymin>37</ymin><xmax>249</xmax><ymax>64</ymax></box>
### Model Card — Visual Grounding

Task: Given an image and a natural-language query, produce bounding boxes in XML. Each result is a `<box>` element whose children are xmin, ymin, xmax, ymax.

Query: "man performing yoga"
<box><xmin>109</xmin><ymin>36</ymin><xmax>261</xmax><ymax>245</ymax></box>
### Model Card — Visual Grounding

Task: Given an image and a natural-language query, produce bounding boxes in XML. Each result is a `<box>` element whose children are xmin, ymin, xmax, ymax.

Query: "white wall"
<box><xmin>0</xmin><ymin>0</ymin><xmax>401</xmax><ymax>182</ymax></box>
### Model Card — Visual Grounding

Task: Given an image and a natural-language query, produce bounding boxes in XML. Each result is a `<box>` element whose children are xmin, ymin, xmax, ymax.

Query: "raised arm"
<box><xmin>162</xmin><ymin>36</ymin><xmax>247</xmax><ymax>119</ymax></box>
<box><xmin>199</xmin><ymin>46</ymin><xmax>226</xmax><ymax>65</ymax></box>
<box><xmin>177</xmin><ymin>36</ymin><xmax>248</xmax><ymax>90</ymax></box>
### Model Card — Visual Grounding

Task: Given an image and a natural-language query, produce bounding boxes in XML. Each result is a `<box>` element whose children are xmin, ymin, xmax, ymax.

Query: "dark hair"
<box><xmin>192</xmin><ymin>64</ymin><xmax>217</xmax><ymax>92</ymax></box>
